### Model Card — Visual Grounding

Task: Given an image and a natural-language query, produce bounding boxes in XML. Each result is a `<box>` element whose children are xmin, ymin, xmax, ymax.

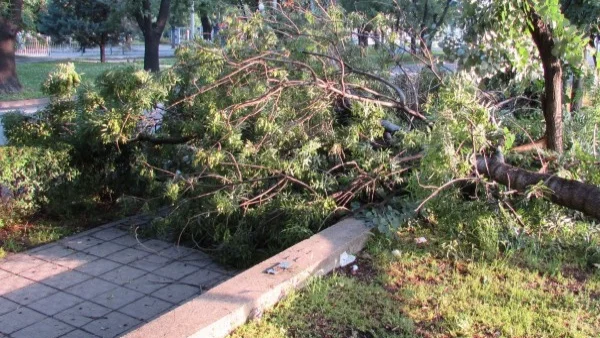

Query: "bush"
<box><xmin>0</xmin><ymin>146</ymin><xmax>76</xmax><ymax>223</ymax></box>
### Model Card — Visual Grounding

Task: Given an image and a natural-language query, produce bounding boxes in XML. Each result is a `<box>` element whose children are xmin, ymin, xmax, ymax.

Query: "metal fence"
<box><xmin>15</xmin><ymin>38</ymin><xmax>50</xmax><ymax>56</ymax></box>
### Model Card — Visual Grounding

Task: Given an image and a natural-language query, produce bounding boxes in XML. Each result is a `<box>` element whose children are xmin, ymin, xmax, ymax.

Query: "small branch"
<box><xmin>415</xmin><ymin>178</ymin><xmax>478</xmax><ymax>213</ymax></box>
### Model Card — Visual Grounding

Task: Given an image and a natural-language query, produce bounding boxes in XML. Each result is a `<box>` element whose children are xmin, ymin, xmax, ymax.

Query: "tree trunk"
<box><xmin>410</xmin><ymin>35</ymin><xmax>417</xmax><ymax>54</ymax></box>
<box><xmin>201</xmin><ymin>15</ymin><xmax>212</xmax><ymax>41</ymax></box>
<box><xmin>528</xmin><ymin>9</ymin><xmax>563</xmax><ymax>153</ymax></box>
<box><xmin>133</xmin><ymin>0</ymin><xmax>170</xmax><ymax>73</ymax></box>
<box><xmin>0</xmin><ymin>0</ymin><xmax>24</xmax><ymax>94</ymax></box>
<box><xmin>99</xmin><ymin>34</ymin><xmax>107</xmax><ymax>63</ymax></box>
<box><xmin>570</xmin><ymin>72</ymin><xmax>584</xmax><ymax>113</ymax></box>
<box><xmin>143</xmin><ymin>32</ymin><xmax>160</xmax><ymax>72</ymax></box>
<box><xmin>0</xmin><ymin>32</ymin><xmax>21</xmax><ymax>94</ymax></box>
<box><xmin>476</xmin><ymin>155</ymin><xmax>600</xmax><ymax>220</ymax></box>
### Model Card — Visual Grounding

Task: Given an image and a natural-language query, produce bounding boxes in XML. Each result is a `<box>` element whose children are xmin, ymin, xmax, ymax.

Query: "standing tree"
<box><xmin>0</xmin><ymin>0</ymin><xmax>24</xmax><ymax>94</ymax></box>
<box><xmin>452</xmin><ymin>0</ymin><xmax>588</xmax><ymax>153</ymax></box>
<box><xmin>561</xmin><ymin>0</ymin><xmax>600</xmax><ymax>112</ymax></box>
<box><xmin>128</xmin><ymin>0</ymin><xmax>172</xmax><ymax>72</ymax></box>
<box><xmin>39</xmin><ymin>0</ymin><xmax>122</xmax><ymax>63</ymax></box>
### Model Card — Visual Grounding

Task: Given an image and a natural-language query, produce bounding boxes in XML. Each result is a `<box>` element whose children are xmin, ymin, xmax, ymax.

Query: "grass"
<box><xmin>1</xmin><ymin>58</ymin><xmax>176</xmax><ymax>101</ymax></box>
<box><xmin>230</xmin><ymin>230</ymin><xmax>600</xmax><ymax>337</ymax></box>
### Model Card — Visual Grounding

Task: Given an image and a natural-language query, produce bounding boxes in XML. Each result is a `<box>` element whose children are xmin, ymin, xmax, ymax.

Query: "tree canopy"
<box><xmin>39</xmin><ymin>0</ymin><xmax>123</xmax><ymax>62</ymax></box>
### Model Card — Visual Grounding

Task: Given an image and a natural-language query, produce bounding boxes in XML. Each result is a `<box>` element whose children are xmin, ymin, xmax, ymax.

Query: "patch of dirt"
<box><xmin>335</xmin><ymin>253</ymin><xmax>379</xmax><ymax>284</ymax></box>
<box><xmin>561</xmin><ymin>265</ymin><xmax>591</xmax><ymax>283</ymax></box>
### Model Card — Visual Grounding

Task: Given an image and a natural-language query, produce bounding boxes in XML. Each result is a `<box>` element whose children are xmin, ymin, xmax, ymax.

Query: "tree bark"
<box><xmin>528</xmin><ymin>9</ymin><xmax>563</xmax><ymax>153</ymax></box>
<box><xmin>0</xmin><ymin>31</ymin><xmax>21</xmax><ymax>94</ymax></box>
<box><xmin>143</xmin><ymin>31</ymin><xmax>160</xmax><ymax>72</ymax></box>
<box><xmin>0</xmin><ymin>0</ymin><xmax>23</xmax><ymax>94</ymax></box>
<box><xmin>99</xmin><ymin>33</ymin><xmax>107</xmax><ymax>63</ymax></box>
<box><xmin>476</xmin><ymin>155</ymin><xmax>600</xmax><ymax>220</ymax></box>
<box><xmin>201</xmin><ymin>15</ymin><xmax>212</xmax><ymax>41</ymax></box>
<box><xmin>134</xmin><ymin>0</ymin><xmax>170</xmax><ymax>72</ymax></box>
<box><xmin>410</xmin><ymin>34</ymin><xmax>417</xmax><ymax>54</ymax></box>
<box><xmin>570</xmin><ymin>72</ymin><xmax>584</xmax><ymax>113</ymax></box>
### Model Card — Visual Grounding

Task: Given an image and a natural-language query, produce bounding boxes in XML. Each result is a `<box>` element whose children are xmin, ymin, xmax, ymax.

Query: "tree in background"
<box><xmin>39</xmin><ymin>0</ymin><xmax>122</xmax><ymax>63</ymax></box>
<box><xmin>561</xmin><ymin>0</ymin><xmax>600</xmax><ymax>112</ymax></box>
<box><xmin>127</xmin><ymin>0</ymin><xmax>174</xmax><ymax>72</ymax></box>
<box><xmin>0</xmin><ymin>0</ymin><xmax>24</xmax><ymax>94</ymax></box>
<box><xmin>339</xmin><ymin>0</ymin><xmax>457</xmax><ymax>52</ymax></box>
<box><xmin>450</xmin><ymin>0</ymin><xmax>588</xmax><ymax>153</ymax></box>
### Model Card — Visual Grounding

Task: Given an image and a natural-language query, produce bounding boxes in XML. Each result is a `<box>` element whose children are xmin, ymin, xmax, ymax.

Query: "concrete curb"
<box><xmin>0</xmin><ymin>98</ymin><xmax>50</xmax><ymax>109</ymax></box>
<box><xmin>124</xmin><ymin>218</ymin><xmax>371</xmax><ymax>338</ymax></box>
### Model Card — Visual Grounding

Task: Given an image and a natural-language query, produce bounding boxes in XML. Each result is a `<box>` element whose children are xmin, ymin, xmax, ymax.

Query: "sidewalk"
<box><xmin>0</xmin><ymin>215</ymin><xmax>236</xmax><ymax>338</ymax></box>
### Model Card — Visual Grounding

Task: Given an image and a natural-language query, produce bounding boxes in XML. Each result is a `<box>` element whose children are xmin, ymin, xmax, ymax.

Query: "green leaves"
<box><xmin>454</xmin><ymin>0</ymin><xmax>589</xmax><ymax>81</ymax></box>
<box><xmin>42</xmin><ymin>63</ymin><xmax>81</xmax><ymax>98</ymax></box>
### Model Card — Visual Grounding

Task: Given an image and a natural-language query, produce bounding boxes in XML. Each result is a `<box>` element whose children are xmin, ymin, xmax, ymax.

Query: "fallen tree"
<box><xmin>476</xmin><ymin>154</ymin><xmax>600</xmax><ymax>220</ymax></box>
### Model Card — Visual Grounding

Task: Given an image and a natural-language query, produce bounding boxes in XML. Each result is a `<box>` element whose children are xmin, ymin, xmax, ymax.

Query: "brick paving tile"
<box><xmin>153</xmin><ymin>261</ymin><xmax>200</xmax><ymax>280</ymax></box>
<box><xmin>0</xmin><ymin>213</ymin><xmax>234</xmax><ymax>338</ymax></box>
<box><xmin>0</xmin><ymin>254</ymin><xmax>46</xmax><ymax>274</ymax></box>
<box><xmin>0</xmin><ymin>269</ymin><xmax>10</xmax><ymax>280</ymax></box>
<box><xmin>91</xmin><ymin>228</ymin><xmax>129</xmax><ymax>241</ymax></box>
<box><xmin>118</xmin><ymin>296</ymin><xmax>172</xmax><ymax>321</ymax></box>
<box><xmin>99</xmin><ymin>266</ymin><xmax>146</xmax><ymax>285</ymax></box>
<box><xmin>177</xmin><ymin>251</ymin><xmax>214</xmax><ymax>268</ymax></box>
<box><xmin>54</xmin><ymin>251</ymin><xmax>98</xmax><ymax>270</ymax></box>
<box><xmin>0</xmin><ymin>307</ymin><xmax>45</xmax><ymax>335</ymax></box>
<box><xmin>65</xmin><ymin>278</ymin><xmax>118</xmax><ymax>300</ymax></box>
<box><xmin>0</xmin><ymin>274</ymin><xmax>33</xmax><ymax>296</ymax></box>
<box><xmin>30</xmin><ymin>245</ymin><xmax>76</xmax><ymax>261</ymax></box>
<box><xmin>82</xmin><ymin>311</ymin><xmax>141</xmax><ymax>338</ymax></box>
<box><xmin>62</xmin><ymin>236</ymin><xmax>104</xmax><ymax>251</ymax></box>
<box><xmin>128</xmin><ymin>254</ymin><xmax>170</xmax><ymax>272</ymax></box>
<box><xmin>156</xmin><ymin>246</ymin><xmax>197</xmax><ymax>259</ymax></box>
<box><xmin>18</xmin><ymin>262</ymin><xmax>69</xmax><ymax>281</ymax></box>
<box><xmin>94</xmin><ymin>287</ymin><xmax>144</xmax><ymax>310</ymax></box>
<box><xmin>41</xmin><ymin>270</ymin><xmax>91</xmax><ymax>289</ymax></box>
<box><xmin>123</xmin><ymin>274</ymin><xmax>174</xmax><ymax>294</ymax></box>
<box><xmin>111</xmin><ymin>235</ymin><xmax>145</xmax><ymax>247</ymax></box>
<box><xmin>61</xmin><ymin>329</ymin><xmax>100</xmax><ymax>338</ymax></box>
<box><xmin>152</xmin><ymin>283</ymin><xmax>200</xmax><ymax>304</ymax></box>
<box><xmin>0</xmin><ymin>297</ymin><xmax>20</xmax><ymax>316</ymax></box>
<box><xmin>54</xmin><ymin>301</ymin><xmax>111</xmax><ymax>327</ymax></box>
<box><xmin>83</xmin><ymin>242</ymin><xmax>127</xmax><ymax>258</ymax></box>
<box><xmin>178</xmin><ymin>268</ymin><xmax>227</xmax><ymax>289</ymax></box>
<box><xmin>28</xmin><ymin>292</ymin><xmax>83</xmax><ymax>316</ymax></box>
<box><xmin>4</xmin><ymin>282</ymin><xmax>57</xmax><ymax>306</ymax></box>
<box><xmin>134</xmin><ymin>239</ymin><xmax>172</xmax><ymax>253</ymax></box>
<box><xmin>105</xmin><ymin>248</ymin><xmax>150</xmax><ymax>265</ymax></box>
<box><xmin>74</xmin><ymin>259</ymin><xmax>120</xmax><ymax>277</ymax></box>
<box><xmin>30</xmin><ymin>243</ymin><xmax>75</xmax><ymax>262</ymax></box>
<box><xmin>11</xmin><ymin>317</ymin><xmax>74</xmax><ymax>338</ymax></box>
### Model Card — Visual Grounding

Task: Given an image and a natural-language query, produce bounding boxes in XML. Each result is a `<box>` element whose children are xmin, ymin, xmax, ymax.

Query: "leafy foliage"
<box><xmin>38</xmin><ymin>0</ymin><xmax>123</xmax><ymax>49</ymax></box>
<box><xmin>447</xmin><ymin>0</ymin><xmax>588</xmax><ymax>80</ymax></box>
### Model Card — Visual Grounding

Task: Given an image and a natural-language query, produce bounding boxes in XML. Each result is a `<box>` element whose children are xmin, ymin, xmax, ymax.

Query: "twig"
<box><xmin>415</xmin><ymin>178</ymin><xmax>478</xmax><ymax>213</ymax></box>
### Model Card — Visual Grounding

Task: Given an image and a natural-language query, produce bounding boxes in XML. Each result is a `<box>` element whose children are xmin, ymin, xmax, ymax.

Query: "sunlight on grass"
<box><xmin>229</xmin><ymin>232</ymin><xmax>600</xmax><ymax>338</ymax></box>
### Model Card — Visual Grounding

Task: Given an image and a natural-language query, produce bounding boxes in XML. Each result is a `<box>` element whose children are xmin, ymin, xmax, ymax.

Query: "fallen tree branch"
<box><xmin>129</xmin><ymin>134</ymin><xmax>194</xmax><ymax>145</ymax></box>
<box><xmin>476</xmin><ymin>154</ymin><xmax>600</xmax><ymax>220</ymax></box>
<box><xmin>415</xmin><ymin>177</ymin><xmax>478</xmax><ymax>213</ymax></box>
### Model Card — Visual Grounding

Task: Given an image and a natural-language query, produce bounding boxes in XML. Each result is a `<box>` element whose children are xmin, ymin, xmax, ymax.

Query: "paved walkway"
<box><xmin>0</xmin><ymin>216</ymin><xmax>236</xmax><ymax>338</ymax></box>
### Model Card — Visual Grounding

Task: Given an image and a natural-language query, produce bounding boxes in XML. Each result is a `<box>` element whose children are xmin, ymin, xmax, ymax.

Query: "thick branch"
<box><xmin>155</xmin><ymin>0</ymin><xmax>171</xmax><ymax>34</ymax></box>
<box><xmin>476</xmin><ymin>155</ymin><xmax>600</xmax><ymax>220</ymax></box>
<box><xmin>129</xmin><ymin>134</ymin><xmax>194</xmax><ymax>145</ymax></box>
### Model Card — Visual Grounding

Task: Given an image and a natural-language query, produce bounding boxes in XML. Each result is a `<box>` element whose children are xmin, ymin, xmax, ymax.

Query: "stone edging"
<box><xmin>124</xmin><ymin>218</ymin><xmax>371</xmax><ymax>338</ymax></box>
<box><xmin>0</xmin><ymin>98</ymin><xmax>50</xmax><ymax>109</ymax></box>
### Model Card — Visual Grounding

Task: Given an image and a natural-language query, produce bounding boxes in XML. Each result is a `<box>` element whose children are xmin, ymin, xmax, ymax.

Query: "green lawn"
<box><xmin>2</xmin><ymin>59</ymin><xmax>176</xmax><ymax>101</ymax></box>
<box><xmin>230</xmin><ymin>230</ymin><xmax>600</xmax><ymax>338</ymax></box>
